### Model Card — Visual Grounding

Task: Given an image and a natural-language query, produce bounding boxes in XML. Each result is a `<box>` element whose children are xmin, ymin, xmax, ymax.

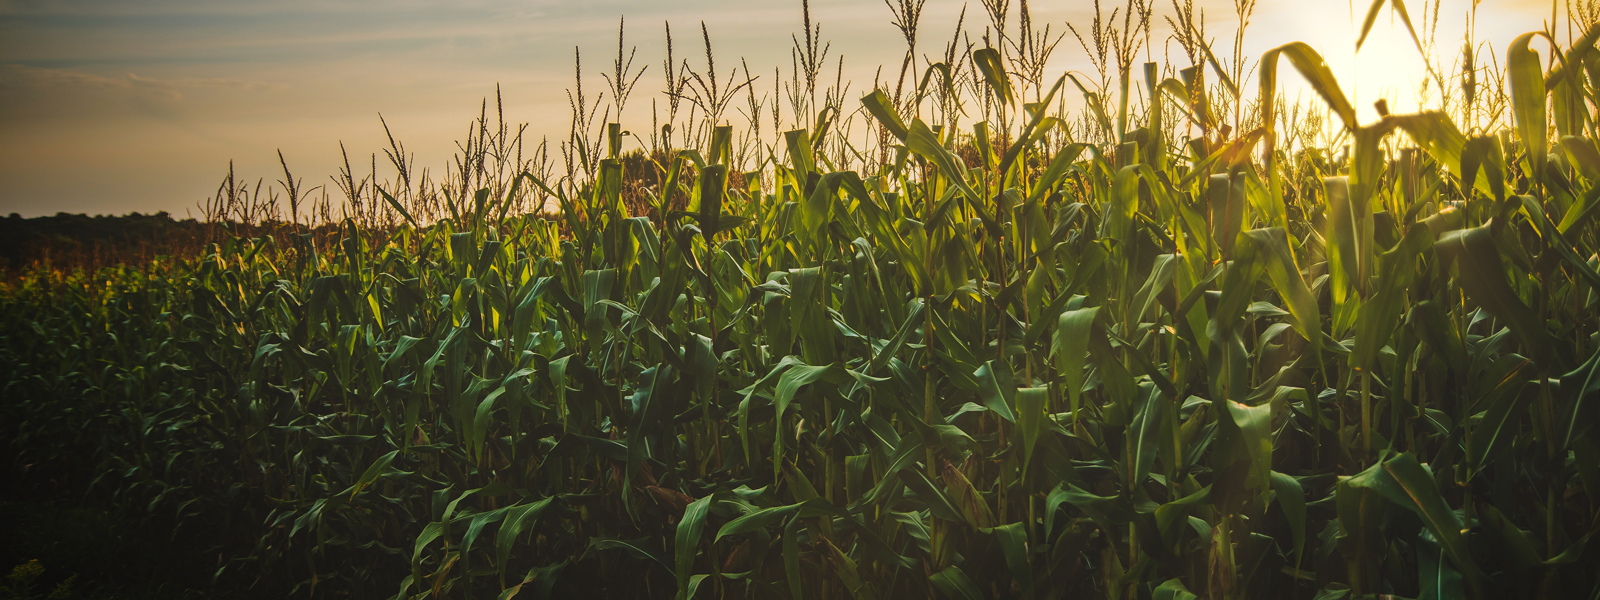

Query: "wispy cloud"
<box><xmin>0</xmin><ymin>63</ymin><xmax>280</xmax><ymax>98</ymax></box>
<box><xmin>0</xmin><ymin>63</ymin><xmax>288</xmax><ymax>126</ymax></box>
<box><xmin>0</xmin><ymin>0</ymin><xmax>506</xmax><ymax>17</ymax></box>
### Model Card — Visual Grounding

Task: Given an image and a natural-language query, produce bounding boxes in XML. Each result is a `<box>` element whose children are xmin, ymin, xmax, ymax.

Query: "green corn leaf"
<box><xmin>1052</xmin><ymin>306</ymin><xmax>1101</xmax><ymax>424</ymax></box>
<box><xmin>1260</xmin><ymin>42</ymin><xmax>1358</xmax><ymax>131</ymax></box>
<box><xmin>973</xmin><ymin>360</ymin><xmax>1019</xmax><ymax>423</ymax></box>
<box><xmin>1352</xmin><ymin>223</ymin><xmax>1431</xmax><ymax>370</ymax></box>
<box><xmin>1355</xmin><ymin>453</ymin><xmax>1488</xmax><ymax>591</ymax></box>
<box><xmin>1066</xmin><ymin>73</ymin><xmax>1115</xmax><ymax>137</ymax></box>
<box><xmin>1559</xmin><ymin>135</ymin><xmax>1600</xmax><ymax>180</ymax></box>
<box><xmin>377</xmin><ymin>185</ymin><xmax>421</xmax><ymax>230</ymax></box>
<box><xmin>1516</xmin><ymin>195</ymin><xmax>1600</xmax><ymax>290</ymax></box>
<box><xmin>625</xmin><ymin>365</ymin><xmax>672</xmax><ymax>518</ymax></box>
<box><xmin>699</xmin><ymin>164</ymin><xmax>727</xmax><ymax>242</ymax></box>
<box><xmin>1509</xmin><ymin>32</ymin><xmax>1549</xmax><ymax>188</ymax></box>
<box><xmin>1238</xmin><ymin>228</ymin><xmax>1321</xmax><ymax>356</ymax></box>
<box><xmin>1224</xmin><ymin>397</ymin><xmax>1274</xmax><ymax>493</ymax></box>
<box><xmin>349</xmin><ymin>449</ymin><xmax>399</xmax><ymax>500</ymax></box>
<box><xmin>586</xmin><ymin>536</ymin><xmax>672</xmax><ymax>572</ymax></box>
<box><xmin>929</xmin><ymin>566</ymin><xmax>984</xmax><ymax>600</ymax></box>
<box><xmin>1195</xmin><ymin>34</ymin><xmax>1241</xmax><ymax>101</ymax></box>
<box><xmin>986</xmin><ymin>522</ymin><xmax>1033</xmax><ymax>597</ymax></box>
<box><xmin>1476</xmin><ymin>502</ymin><xmax>1544</xmax><ymax>568</ymax></box>
<box><xmin>496</xmin><ymin>498</ymin><xmax>557</xmax><ymax>578</ymax></box>
<box><xmin>497</xmin><ymin>560</ymin><xmax>567</xmax><ymax>600</ymax></box>
<box><xmin>1416</xmin><ymin>530</ymin><xmax>1466</xmax><ymax>600</ymax></box>
<box><xmin>1562</xmin><ymin>349</ymin><xmax>1600</xmax><ymax>449</ymax></box>
<box><xmin>785</xmin><ymin>129</ymin><xmax>816</xmax><ymax>182</ymax></box>
<box><xmin>1212</xmin><ymin>232</ymin><xmax>1267</xmax><ymax>331</ymax></box>
<box><xmin>1154</xmin><ymin>579</ymin><xmax>1199</xmax><ymax>600</ymax></box>
<box><xmin>861</xmin><ymin>89</ymin><xmax>909</xmax><ymax>141</ymax></box>
<box><xmin>856</xmin><ymin>428</ymin><xmax>927</xmax><ymax>511</ymax></box>
<box><xmin>816</xmin><ymin>536</ymin><xmax>875</xmax><ymax>600</ymax></box>
<box><xmin>472</xmin><ymin>383</ymin><xmax>511</xmax><ymax>462</ymax></box>
<box><xmin>1270</xmin><ymin>472</ymin><xmax>1308</xmax><ymax>570</ymax></box>
<box><xmin>675</xmin><ymin>494</ymin><xmax>713</xmax><ymax>600</ymax></box>
<box><xmin>782</xmin><ymin>512</ymin><xmax>803</xmax><ymax>600</ymax></box>
<box><xmin>973</xmin><ymin>47</ymin><xmax>1014</xmax><ymax>107</ymax></box>
<box><xmin>1127</xmin><ymin>382</ymin><xmax>1164</xmax><ymax>490</ymax></box>
<box><xmin>869</xmin><ymin>298</ymin><xmax>926</xmax><ymax>373</ymax></box>
<box><xmin>1407</xmin><ymin>301</ymin><xmax>1469</xmax><ymax>377</ymax></box>
<box><xmin>715</xmin><ymin>503</ymin><xmax>803</xmax><ymax>542</ymax></box>
<box><xmin>1467</xmin><ymin>360</ymin><xmax>1532</xmax><ymax>475</ymax></box>
<box><xmin>1024</xmin><ymin>143</ymin><xmax>1089</xmax><ymax>206</ymax></box>
<box><xmin>904</xmin><ymin>119</ymin><xmax>996</xmax><ymax>236</ymax></box>
<box><xmin>1044</xmin><ymin>483</ymin><xmax>1129</xmax><ymax>533</ymax></box>
<box><xmin>1016</xmin><ymin>387</ymin><xmax>1048</xmax><ymax>476</ymax></box>
<box><xmin>463</xmin><ymin>506</ymin><xmax>511</xmax><ymax>566</ymax></box>
<box><xmin>1545</xmin><ymin>22</ymin><xmax>1600</xmax><ymax>92</ymax></box>
<box><xmin>1106</xmin><ymin>164</ymin><xmax>1142</xmax><ymax>242</ymax></box>
<box><xmin>995</xmin><ymin>75</ymin><xmax>1067</xmax><ymax>182</ymax></box>
<box><xmin>1436</xmin><ymin>226</ymin><xmax>1561</xmax><ymax>369</ymax></box>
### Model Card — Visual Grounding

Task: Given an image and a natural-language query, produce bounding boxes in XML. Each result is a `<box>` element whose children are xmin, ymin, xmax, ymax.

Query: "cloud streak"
<box><xmin>1</xmin><ymin>63</ymin><xmax>281</xmax><ymax>98</ymax></box>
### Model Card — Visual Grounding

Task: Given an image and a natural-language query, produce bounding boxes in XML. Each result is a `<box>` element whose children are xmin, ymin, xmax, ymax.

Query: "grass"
<box><xmin>3</xmin><ymin>0</ymin><xmax>1600</xmax><ymax>599</ymax></box>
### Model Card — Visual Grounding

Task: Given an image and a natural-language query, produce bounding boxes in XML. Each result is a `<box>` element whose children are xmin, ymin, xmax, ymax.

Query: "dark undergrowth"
<box><xmin>0</xmin><ymin>457</ymin><xmax>254</xmax><ymax>599</ymax></box>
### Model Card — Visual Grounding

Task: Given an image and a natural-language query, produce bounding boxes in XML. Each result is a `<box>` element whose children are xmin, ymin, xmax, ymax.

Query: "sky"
<box><xmin>0</xmin><ymin>0</ymin><xmax>1564</xmax><ymax>218</ymax></box>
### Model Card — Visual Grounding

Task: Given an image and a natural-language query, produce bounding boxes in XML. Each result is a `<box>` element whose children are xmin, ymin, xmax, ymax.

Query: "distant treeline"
<box><xmin>0</xmin><ymin>212</ymin><xmax>205</xmax><ymax>275</ymax></box>
<box><xmin>0</xmin><ymin>212</ymin><xmax>339</xmax><ymax>277</ymax></box>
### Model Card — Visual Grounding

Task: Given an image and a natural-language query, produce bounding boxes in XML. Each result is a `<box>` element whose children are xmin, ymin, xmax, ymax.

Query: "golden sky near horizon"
<box><xmin>0</xmin><ymin>0</ymin><xmax>1572</xmax><ymax>217</ymax></box>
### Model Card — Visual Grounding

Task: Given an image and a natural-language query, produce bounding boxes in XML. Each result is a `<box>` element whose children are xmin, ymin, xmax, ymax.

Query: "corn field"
<box><xmin>5</xmin><ymin>1</ymin><xmax>1600</xmax><ymax>598</ymax></box>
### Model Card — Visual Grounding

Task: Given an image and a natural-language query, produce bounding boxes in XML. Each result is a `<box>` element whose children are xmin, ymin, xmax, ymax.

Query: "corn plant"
<box><xmin>4</xmin><ymin>1</ymin><xmax>1600</xmax><ymax>599</ymax></box>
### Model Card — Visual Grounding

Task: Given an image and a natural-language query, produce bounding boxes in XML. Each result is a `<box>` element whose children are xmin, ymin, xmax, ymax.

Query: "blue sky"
<box><xmin>0</xmin><ymin>0</ymin><xmax>1558</xmax><ymax>217</ymax></box>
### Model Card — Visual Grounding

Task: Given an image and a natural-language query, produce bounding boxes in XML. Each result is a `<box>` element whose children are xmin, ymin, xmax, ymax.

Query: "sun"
<box><xmin>1268</xmin><ymin>1</ymin><xmax>1451</xmax><ymax>129</ymax></box>
<box><xmin>1344</xmin><ymin>14</ymin><xmax>1439</xmax><ymax>124</ymax></box>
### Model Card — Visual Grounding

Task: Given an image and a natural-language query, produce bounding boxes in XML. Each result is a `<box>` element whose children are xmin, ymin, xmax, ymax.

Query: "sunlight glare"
<box><xmin>1339</xmin><ymin>14</ymin><xmax>1438</xmax><ymax>125</ymax></box>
